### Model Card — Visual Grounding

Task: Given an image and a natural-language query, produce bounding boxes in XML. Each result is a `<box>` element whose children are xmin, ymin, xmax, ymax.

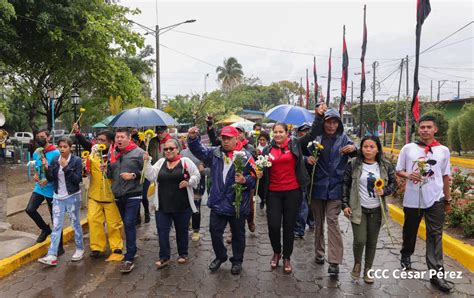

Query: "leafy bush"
<box><xmin>448</xmin><ymin>118</ymin><xmax>462</xmax><ymax>155</ymax></box>
<box><xmin>460</xmin><ymin>211</ymin><xmax>474</xmax><ymax>237</ymax></box>
<box><xmin>458</xmin><ymin>105</ymin><xmax>474</xmax><ymax>151</ymax></box>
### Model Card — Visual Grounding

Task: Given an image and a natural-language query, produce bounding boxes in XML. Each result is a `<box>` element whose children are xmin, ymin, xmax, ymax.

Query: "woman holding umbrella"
<box><xmin>258</xmin><ymin>103</ymin><xmax>326</xmax><ymax>274</ymax></box>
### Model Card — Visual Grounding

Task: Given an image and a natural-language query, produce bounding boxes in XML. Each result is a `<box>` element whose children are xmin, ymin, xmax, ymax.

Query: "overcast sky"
<box><xmin>121</xmin><ymin>0</ymin><xmax>473</xmax><ymax>103</ymax></box>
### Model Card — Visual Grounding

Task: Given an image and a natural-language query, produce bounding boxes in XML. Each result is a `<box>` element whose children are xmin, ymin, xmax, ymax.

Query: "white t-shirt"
<box><xmin>222</xmin><ymin>153</ymin><xmax>232</xmax><ymax>183</ymax></box>
<box><xmin>54</xmin><ymin>154</ymin><xmax>81</xmax><ymax>200</ymax></box>
<box><xmin>396</xmin><ymin>142</ymin><xmax>451</xmax><ymax>209</ymax></box>
<box><xmin>359</xmin><ymin>162</ymin><xmax>381</xmax><ymax>208</ymax></box>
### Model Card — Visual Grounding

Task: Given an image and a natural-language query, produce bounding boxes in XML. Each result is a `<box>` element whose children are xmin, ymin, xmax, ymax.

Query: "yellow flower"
<box><xmin>79</xmin><ymin>108</ymin><xmax>86</xmax><ymax>113</ymax></box>
<box><xmin>144</xmin><ymin>129</ymin><xmax>156</xmax><ymax>139</ymax></box>
<box><xmin>81</xmin><ymin>151</ymin><xmax>90</xmax><ymax>159</ymax></box>
<box><xmin>375</xmin><ymin>178</ymin><xmax>385</xmax><ymax>190</ymax></box>
<box><xmin>97</xmin><ymin>144</ymin><xmax>107</xmax><ymax>151</ymax></box>
<box><xmin>316</xmin><ymin>143</ymin><xmax>324</xmax><ymax>150</ymax></box>
<box><xmin>138</xmin><ymin>132</ymin><xmax>145</xmax><ymax>142</ymax></box>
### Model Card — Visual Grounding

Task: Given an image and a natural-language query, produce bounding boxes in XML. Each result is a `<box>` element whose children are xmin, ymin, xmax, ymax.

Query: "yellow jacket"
<box><xmin>88</xmin><ymin>153</ymin><xmax>114</xmax><ymax>203</ymax></box>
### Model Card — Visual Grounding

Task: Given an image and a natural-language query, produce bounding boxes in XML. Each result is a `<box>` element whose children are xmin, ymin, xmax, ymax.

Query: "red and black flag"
<box><xmin>306</xmin><ymin>69</ymin><xmax>310</xmax><ymax>109</ymax></box>
<box><xmin>326</xmin><ymin>48</ymin><xmax>332</xmax><ymax>106</ymax></box>
<box><xmin>340</xmin><ymin>25</ymin><xmax>349</xmax><ymax>116</ymax></box>
<box><xmin>313</xmin><ymin>57</ymin><xmax>320</xmax><ymax>103</ymax></box>
<box><xmin>299</xmin><ymin>77</ymin><xmax>303</xmax><ymax>107</ymax></box>
<box><xmin>412</xmin><ymin>0</ymin><xmax>431</xmax><ymax>122</ymax></box>
<box><xmin>359</xmin><ymin>5</ymin><xmax>368</xmax><ymax>138</ymax></box>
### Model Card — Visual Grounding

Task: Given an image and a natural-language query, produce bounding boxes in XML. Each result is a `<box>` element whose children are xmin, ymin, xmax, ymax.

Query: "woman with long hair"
<box><xmin>342</xmin><ymin>136</ymin><xmax>397</xmax><ymax>283</ymax></box>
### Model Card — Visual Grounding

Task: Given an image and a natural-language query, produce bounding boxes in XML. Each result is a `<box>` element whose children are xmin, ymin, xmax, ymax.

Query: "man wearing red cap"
<box><xmin>187</xmin><ymin>125</ymin><xmax>256</xmax><ymax>275</ymax></box>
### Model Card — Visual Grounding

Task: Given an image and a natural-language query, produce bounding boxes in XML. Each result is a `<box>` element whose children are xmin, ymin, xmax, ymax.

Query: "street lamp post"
<box><xmin>155</xmin><ymin>19</ymin><xmax>196</xmax><ymax>109</ymax></box>
<box><xmin>47</xmin><ymin>88</ymin><xmax>56</xmax><ymax>145</ymax></box>
<box><xmin>71</xmin><ymin>92</ymin><xmax>80</xmax><ymax>155</ymax></box>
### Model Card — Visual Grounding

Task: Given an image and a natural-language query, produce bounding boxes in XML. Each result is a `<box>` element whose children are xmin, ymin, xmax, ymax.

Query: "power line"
<box><xmin>420</xmin><ymin>37</ymin><xmax>474</xmax><ymax>55</ymax></box>
<box><xmin>420</xmin><ymin>21</ymin><xmax>474</xmax><ymax>55</ymax></box>
<box><xmin>159</xmin><ymin>43</ymin><xmax>217</xmax><ymax>68</ymax></box>
<box><xmin>422</xmin><ymin>67</ymin><xmax>473</xmax><ymax>80</ymax></box>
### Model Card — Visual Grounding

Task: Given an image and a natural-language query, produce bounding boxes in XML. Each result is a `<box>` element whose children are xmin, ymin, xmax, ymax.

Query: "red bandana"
<box><xmin>159</xmin><ymin>133</ymin><xmax>173</xmax><ymax>152</ymax></box>
<box><xmin>167</xmin><ymin>154</ymin><xmax>182</xmax><ymax>162</ymax></box>
<box><xmin>44</xmin><ymin>144</ymin><xmax>57</xmax><ymax>153</ymax></box>
<box><xmin>224</xmin><ymin>140</ymin><xmax>244</xmax><ymax>160</ymax></box>
<box><xmin>416</xmin><ymin>139</ymin><xmax>441</xmax><ymax>154</ymax></box>
<box><xmin>109</xmin><ymin>141</ymin><xmax>138</xmax><ymax>164</ymax></box>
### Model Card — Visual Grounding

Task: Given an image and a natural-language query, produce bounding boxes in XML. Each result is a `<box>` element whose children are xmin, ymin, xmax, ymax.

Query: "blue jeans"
<box><xmin>48</xmin><ymin>193</ymin><xmax>83</xmax><ymax>256</ymax></box>
<box><xmin>155</xmin><ymin>209</ymin><xmax>192</xmax><ymax>260</ymax></box>
<box><xmin>295</xmin><ymin>193</ymin><xmax>309</xmax><ymax>236</ymax></box>
<box><xmin>116</xmin><ymin>196</ymin><xmax>141</xmax><ymax>262</ymax></box>
<box><xmin>209</xmin><ymin>210</ymin><xmax>246</xmax><ymax>265</ymax></box>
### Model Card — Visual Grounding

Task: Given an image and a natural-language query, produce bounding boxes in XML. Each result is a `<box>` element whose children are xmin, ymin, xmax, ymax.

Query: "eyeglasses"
<box><xmin>163</xmin><ymin>147</ymin><xmax>176</xmax><ymax>152</ymax></box>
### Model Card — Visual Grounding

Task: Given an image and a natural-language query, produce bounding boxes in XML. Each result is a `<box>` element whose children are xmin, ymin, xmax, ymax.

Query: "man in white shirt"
<box><xmin>396</xmin><ymin>115</ymin><xmax>452</xmax><ymax>292</ymax></box>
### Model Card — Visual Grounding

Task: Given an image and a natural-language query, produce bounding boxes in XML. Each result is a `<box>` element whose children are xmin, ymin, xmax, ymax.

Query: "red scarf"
<box><xmin>159</xmin><ymin>133</ymin><xmax>173</xmax><ymax>152</ymax></box>
<box><xmin>109</xmin><ymin>141</ymin><xmax>138</xmax><ymax>164</ymax></box>
<box><xmin>241</xmin><ymin>138</ymin><xmax>249</xmax><ymax>147</ymax></box>
<box><xmin>416</xmin><ymin>139</ymin><xmax>441</xmax><ymax>154</ymax></box>
<box><xmin>224</xmin><ymin>140</ymin><xmax>243</xmax><ymax>160</ymax></box>
<box><xmin>274</xmin><ymin>138</ymin><xmax>290</xmax><ymax>151</ymax></box>
<box><xmin>44</xmin><ymin>144</ymin><xmax>57</xmax><ymax>153</ymax></box>
<box><xmin>166</xmin><ymin>154</ymin><xmax>182</xmax><ymax>162</ymax></box>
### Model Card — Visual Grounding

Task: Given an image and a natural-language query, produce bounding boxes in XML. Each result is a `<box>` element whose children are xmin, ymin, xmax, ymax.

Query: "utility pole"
<box><xmin>350</xmin><ymin>80</ymin><xmax>353</xmax><ymax>104</ymax></box>
<box><xmin>437</xmin><ymin>80</ymin><xmax>448</xmax><ymax>101</ymax></box>
<box><xmin>155</xmin><ymin>24</ymin><xmax>161</xmax><ymax>109</ymax></box>
<box><xmin>453</xmin><ymin>80</ymin><xmax>467</xmax><ymax>99</ymax></box>
<box><xmin>394</xmin><ymin>59</ymin><xmax>404</xmax><ymax>145</ymax></box>
<box><xmin>430</xmin><ymin>80</ymin><xmax>433</xmax><ymax>102</ymax></box>
<box><xmin>372</xmin><ymin>61</ymin><xmax>378</xmax><ymax>102</ymax></box>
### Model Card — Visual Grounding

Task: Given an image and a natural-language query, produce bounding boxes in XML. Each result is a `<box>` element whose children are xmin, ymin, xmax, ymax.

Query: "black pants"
<box><xmin>209</xmin><ymin>210</ymin><xmax>246</xmax><ymax>265</ymax></box>
<box><xmin>25</xmin><ymin>192</ymin><xmax>63</xmax><ymax>249</ymax></box>
<box><xmin>266</xmin><ymin>188</ymin><xmax>302</xmax><ymax>259</ymax></box>
<box><xmin>192</xmin><ymin>199</ymin><xmax>202</xmax><ymax>231</ymax></box>
<box><xmin>401</xmin><ymin>200</ymin><xmax>445</xmax><ymax>271</ymax></box>
<box><xmin>138</xmin><ymin>179</ymin><xmax>150</xmax><ymax>217</ymax></box>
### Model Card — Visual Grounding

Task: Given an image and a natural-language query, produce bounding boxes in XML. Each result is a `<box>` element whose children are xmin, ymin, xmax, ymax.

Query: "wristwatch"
<box><xmin>131</xmin><ymin>173</ymin><xmax>137</xmax><ymax>179</ymax></box>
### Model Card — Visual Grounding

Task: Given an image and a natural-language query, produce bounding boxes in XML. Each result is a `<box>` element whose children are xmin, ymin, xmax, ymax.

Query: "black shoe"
<box><xmin>259</xmin><ymin>202</ymin><xmax>265</xmax><ymax>210</ymax></box>
<box><xmin>90</xmin><ymin>250</ymin><xmax>103</xmax><ymax>258</ymax></box>
<box><xmin>209</xmin><ymin>258</ymin><xmax>225</xmax><ymax>272</ymax></box>
<box><xmin>113</xmin><ymin>249</ymin><xmax>123</xmax><ymax>254</ymax></box>
<box><xmin>400</xmin><ymin>256</ymin><xmax>411</xmax><ymax>270</ymax></box>
<box><xmin>231</xmin><ymin>263</ymin><xmax>242</xmax><ymax>275</ymax></box>
<box><xmin>294</xmin><ymin>234</ymin><xmax>304</xmax><ymax>240</ymax></box>
<box><xmin>36</xmin><ymin>229</ymin><xmax>51</xmax><ymax>243</ymax></box>
<box><xmin>315</xmin><ymin>256</ymin><xmax>325</xmax><ymax>265</ymax></box>
<box><xmin>144</xmin><ymin>213</ymin><xmax>151</xmax><ymax>223</ymax></box>
<box><xmin>328</xmin><ymin>263</ymin><xmax>339</xmax><ymax>275</ymax></box>
<box><xmin>430</xmin><ymin>277</ymin><xmax>452</xmax><ymax>292</ymax></box>
<box><xmin>57</xmin><ymin>247</ymin><xmax>65</xmax><ymax>256</ymax></box>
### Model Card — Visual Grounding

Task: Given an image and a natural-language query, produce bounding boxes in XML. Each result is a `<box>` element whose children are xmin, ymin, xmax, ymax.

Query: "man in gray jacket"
<box><xmin>107</xmin><ymin>128</ymin><xmax>145</xmax><ymax>273</ymax></box>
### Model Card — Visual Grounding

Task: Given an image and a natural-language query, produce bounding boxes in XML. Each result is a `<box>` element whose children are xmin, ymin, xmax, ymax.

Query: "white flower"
<box><xmin>232</xmin><ymin>151</ymin><xmax>247</xmax><ymax>162</ymax></box>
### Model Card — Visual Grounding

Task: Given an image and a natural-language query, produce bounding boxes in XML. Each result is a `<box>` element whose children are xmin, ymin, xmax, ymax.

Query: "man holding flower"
<box><xmin>187</xmin><ymin>125</ymin><xmax>256</xmax><ymax>275</ymax></box>
<box><xmin>395</xmin><ymin>114</ymin><xmax>452</xmax><ymax>292</ymax></box>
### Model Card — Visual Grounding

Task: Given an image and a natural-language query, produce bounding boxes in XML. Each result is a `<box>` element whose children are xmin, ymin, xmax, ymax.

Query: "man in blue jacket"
<box><xmin>187</xmin><ymin>125</ymin><xmax>256</xmax><ymax>275</ymax></box>
<box><xmin>307</xmin><ymin>109</ymin><xmax>357</xmax><ymax>275</ymax></box>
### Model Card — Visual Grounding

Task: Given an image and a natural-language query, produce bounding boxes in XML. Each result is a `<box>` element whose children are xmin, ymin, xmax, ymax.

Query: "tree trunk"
<box><xmin>0</xmin><ymin>163</ymin><xmax>8</xmax><ymax>222</ymax></box>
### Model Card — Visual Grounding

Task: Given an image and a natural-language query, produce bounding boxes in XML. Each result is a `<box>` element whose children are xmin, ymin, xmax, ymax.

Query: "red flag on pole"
<box><xmin>326</xmin><ymin>48</ymin><xmax>332</xmax><ymax>106</ymax></box>
<box><xmin>313</xmin><ymin>57</ymin><xmax>320</xmax><ymax>103</ymax></box>
<box><xmin>306</xmin><ymin>69</ymin><xmax>310</xmax><ymax>109</ymax></box>
<box><xmin>412</xmin><ymin>0</ymin><xmax>431</xmax><ymax>122</ymax></box>
<box><xmin>340</xmin><ymin>25</ymin><xmax>349</xmax><ymax>116</ymax></box>
<box><xmin>299</xmin><ymin>77</ymin><xmax>303</xmax><ymax>107</ymax></box>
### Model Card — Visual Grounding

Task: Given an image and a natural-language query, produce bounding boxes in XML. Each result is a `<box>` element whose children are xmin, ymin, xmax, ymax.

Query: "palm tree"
<box><xmin>216</xmin><ymin>57</ymin><xmax>244</xmax><ymax>92</ymax></box>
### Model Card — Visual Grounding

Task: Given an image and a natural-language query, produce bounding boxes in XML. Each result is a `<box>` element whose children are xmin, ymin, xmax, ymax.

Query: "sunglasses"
<box><xmin>163</xmin><ymin>147</ymin><xmax>176</xmax><ymax>152</ymax></box>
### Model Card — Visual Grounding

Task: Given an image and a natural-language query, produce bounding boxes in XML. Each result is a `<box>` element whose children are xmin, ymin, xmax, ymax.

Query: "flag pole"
<box><xmin>326</xmin><ymin>48</ymin><xmax>332</xmax><ymax>106</ymax></box>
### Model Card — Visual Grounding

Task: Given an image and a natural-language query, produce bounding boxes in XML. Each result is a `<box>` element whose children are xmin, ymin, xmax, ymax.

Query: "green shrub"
<box><xmin>448</xmin><ymin>118</ymin><xmax>462</xmax><ymax>155</ymax></box>
<box><xmin>460</xmin><ymin>210</ymin><xmax>474</xmax><ymax>237</ymax></box>
<box><xmin>459</xmin><ymin>105</ymin><xmax>474</xmax><ymax>151</ymax></box>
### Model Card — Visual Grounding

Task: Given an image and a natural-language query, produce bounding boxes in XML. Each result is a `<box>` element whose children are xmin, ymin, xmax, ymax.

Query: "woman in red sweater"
<box><xmin>260</xmin><ymin>104</ymin><xmax>327</xmax><ymax>274</ymax></box>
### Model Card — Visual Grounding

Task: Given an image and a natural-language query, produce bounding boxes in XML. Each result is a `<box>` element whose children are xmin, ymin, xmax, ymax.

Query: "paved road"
<box><xmin>0</xmin><ymin>203</ymin><xmax>472</xmax><ymax>297</ymax></box>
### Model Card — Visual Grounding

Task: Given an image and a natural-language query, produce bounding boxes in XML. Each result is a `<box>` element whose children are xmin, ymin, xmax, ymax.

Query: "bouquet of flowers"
<box><xmin>81</xmin><ymin>150</ymin><xmax>90</xmax><ymax>177</ymax></box>
<box><xmin>252</xmin><ymin>130</ymin><xmax>261</xmax><ymax>147</ymax></box>
<box><xmin>232</xmin><ymin>151</ymin><xmax>247</xmax><ymax>218</ymax></box>
<box><xmin>413</xmin><ymin>157</ymin><xmax>427</xmax><ymax>214</ymax></box>
<box><xmin>253</xmin><ymin>154</ymin><xmax>273</xmax><ymax>221</ymax></box>
<box><xmin>307</xmin><ymin>140</ymin><xmax>324</xmax><ymax>203</ymax></box>
<box><xmin>92</xmin><ymin>143</ymin><xmax>108</xmax><ymax>194</ymax></box>
<box><xmin>374</xmin><ymin>178</ymin><xmax>395</xmax><ymax>246</ymax></box>
<box><xmin>34</xmin><ymin>147</ymin><xmax>48</xmax><ymax>187</ymax></box>
<box><xmin>140</xmin><ymin>129</ymin><xmax>156</xmax><ymax>184</ymax></box>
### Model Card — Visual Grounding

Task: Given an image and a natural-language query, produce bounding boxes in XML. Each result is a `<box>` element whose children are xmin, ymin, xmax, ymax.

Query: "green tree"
<box><xmin>458</xmin><ymin>104</ymin><xmax>474</xmax><ymax>151</ymax></box>
<box><xmin>448</xmin><ymin>118</ymin><xmax>462</xmax><ymax>156</ymax></box>
<box><xmin>419</xmin><ymin>109</ymin><xmax>448</xmax><ymax>145</ymax></box>
<box><xmin>216</xmin><ymin>57</ymin><xmax>244</xmax><ymax>92</ymax></box>
<box><xmin>0</xmin><ymin>0</ymin><xmax>145</xmax><ymax>131</ymax></box>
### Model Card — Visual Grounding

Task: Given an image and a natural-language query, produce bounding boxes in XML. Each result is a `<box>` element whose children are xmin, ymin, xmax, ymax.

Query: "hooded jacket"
<box><xmin>187</xmin><ymin>136</ymin><xmax>256</xmax><ymax>217</ymax></box>
<box><xmin>311</xmin><ymin>108</ymin><xmax>356</xmax><ymax>200</ymax></box>
<box><xmin>107</xmin><ymin>145</ymin><xmax>145</xmax><ymax>199</ymax></box>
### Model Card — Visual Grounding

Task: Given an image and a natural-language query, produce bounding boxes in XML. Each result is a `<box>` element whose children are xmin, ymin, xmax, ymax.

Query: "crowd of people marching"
<box><xmin>26</xmin><ymin>102</ymin><xmax>453</xmax><ymax>292</ymax></box>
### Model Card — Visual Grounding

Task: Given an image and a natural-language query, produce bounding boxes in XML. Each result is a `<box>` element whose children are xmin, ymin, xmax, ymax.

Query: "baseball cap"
<box><xmin>234</xmin><ymin>124</ymin><xmax>245</xmax><ymax>133</ymax></box>
<box><xmin>220</xmin><ymin>126</ymin><xmax>239</xmax><ymax>137</ymax></box>
<box><xmin>297</xmin><ymin>122</ymin><xmax>311</xmax><ymax>132</ymax></box>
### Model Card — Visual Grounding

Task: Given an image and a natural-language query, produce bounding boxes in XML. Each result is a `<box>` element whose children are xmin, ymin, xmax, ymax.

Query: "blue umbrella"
<box><xmin>265</xmin><ymin>104</ymin><xmax>314</xmax><ymax>125</ymax></box>
<box><xmin>109</xmin><ymin>107</ymin><xmax>178</xmax><ymax>128</ymax></box>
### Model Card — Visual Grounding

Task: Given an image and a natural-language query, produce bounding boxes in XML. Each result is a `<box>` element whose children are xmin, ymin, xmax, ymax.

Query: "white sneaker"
<box><xmin>38</xmin><ymin>255</ymin><xmax>57</xmax><ymax>266</ymax></box>
<box><xmin>71</xmin><ymin>249</ymin><xmax>84</xmax><ymax>262</ymax></box>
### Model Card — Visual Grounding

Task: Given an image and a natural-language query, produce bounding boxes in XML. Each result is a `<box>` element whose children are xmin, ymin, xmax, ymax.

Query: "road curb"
<box><xmin>388</xmin><ymin>204</ymin><xmax>474</xmax><ymax>272</ymax></box>
<box><xmin>0</xmin><ymin>219</ymin><xmax>88</xmax><ymax>279</ymax></box>
<box><xmin>382</xmin><ymin>147</ymin><xmax>474</xmax><ymax>169</ymax></box>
